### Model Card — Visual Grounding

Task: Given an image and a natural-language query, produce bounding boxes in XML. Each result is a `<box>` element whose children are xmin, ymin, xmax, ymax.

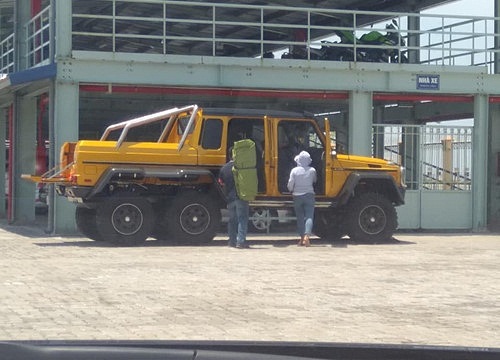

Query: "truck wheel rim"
<box><xmin>111</xmin><ymin>203</ymin><xmax>144</xmax><ymax>236</ymax></box>
<box><xmin>179</xmin><ymin>203</ymin><xmax>210</xmax><ymax>235</ymax></box>
<box><xmin>251</xmin><ymin>209</ymin><xmax>271</xmax><ymax>231</ymax></box>
<box><xmin>358</xmin><ymin>205</ymin><xmax>386</xmax><ymax>235</ymax></box>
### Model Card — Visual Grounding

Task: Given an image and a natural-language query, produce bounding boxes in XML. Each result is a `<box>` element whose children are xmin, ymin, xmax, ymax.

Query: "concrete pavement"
<box><xmin>0</xmin><ymin>222</ymin><xmax>499</xmax><ymax>348</ymax></box>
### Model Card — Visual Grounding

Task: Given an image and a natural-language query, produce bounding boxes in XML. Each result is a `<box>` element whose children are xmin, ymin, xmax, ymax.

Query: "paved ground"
<box><xmin>0</xmin><ymin>222</ymin><xmax>499</xmax><ymax>348</ymax></box>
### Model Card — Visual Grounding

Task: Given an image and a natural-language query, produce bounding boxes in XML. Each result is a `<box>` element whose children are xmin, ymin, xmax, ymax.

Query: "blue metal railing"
<box><xmin>26</xmin><ymin>5</ymin><xmax>52</xmax><ymax>68</ymax></box>
<box><xmin>0</xmin><ymin>33</ymin><xmax>14</xmax><ymax>74</ymax></box>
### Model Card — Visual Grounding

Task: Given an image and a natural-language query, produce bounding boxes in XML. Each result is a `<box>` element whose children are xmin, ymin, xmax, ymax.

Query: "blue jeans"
<box><xmin>293</xmin><ymin>193</ymin><xmax>315</xmax><ymax>237</ymax></box>
<box><xmin>227</xmin><ymin>199</ymin><xmax>249</xmax><ymax>246</ymax></box>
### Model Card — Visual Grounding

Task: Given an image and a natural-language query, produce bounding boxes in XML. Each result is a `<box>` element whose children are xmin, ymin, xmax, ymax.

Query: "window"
<box><xmin>177</xmin><ymin>115</ymin><xmax>195</xmax><ymax>135</ymax></box>
<box><xmin>200</xmin><ymin>118</ymin><xmax>223</xmax><ymax>149</ymax></box>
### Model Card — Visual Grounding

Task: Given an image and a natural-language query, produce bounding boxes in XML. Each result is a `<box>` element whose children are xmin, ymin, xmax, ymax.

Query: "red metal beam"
<box><xmin>80</xmin><ymin>85</ymin><xmax>481</xmax><ymax>103</ymax></box>
<box><xmin>79</xmin><ymin>84</ymin><xmax>349</xmax><ymax>100</ymax></box>
<box><xmin>31</xmin><ymin>0</ymin><xmax>42</xmax><ymax>17</ymax></box>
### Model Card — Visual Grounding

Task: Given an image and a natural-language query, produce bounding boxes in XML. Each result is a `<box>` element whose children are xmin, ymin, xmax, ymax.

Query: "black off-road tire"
<box><xmin>75</xmin><ymin>206</ymin><xmax>104</xmax><ymax>241</ymax></box>
<box><xmin>95</xmin><ymin>197</ymin><xmax>154</xmax><ymax>246</ymax></box>
<box><xmin>164</xmin><ymin>190</ymin><xmax>221</xmax><ymax>245</ymax></box>
<box><xmin>344</xmin><ymin>192</ymin><xmax>397</xmax><ymax>243</ymax></box>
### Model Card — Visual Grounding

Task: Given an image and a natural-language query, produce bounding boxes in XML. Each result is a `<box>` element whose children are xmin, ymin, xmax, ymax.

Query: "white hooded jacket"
<box><xmin>287</xmin><ymin>151</ymin><xmax>317</xmax><ymax>196</ymax></box>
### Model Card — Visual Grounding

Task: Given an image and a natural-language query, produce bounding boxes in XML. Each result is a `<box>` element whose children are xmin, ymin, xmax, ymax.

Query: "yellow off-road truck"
<box><xmin>23</xmin><ymin>104</ymin><xmax>406</xmax><ymax>246</ymax></box>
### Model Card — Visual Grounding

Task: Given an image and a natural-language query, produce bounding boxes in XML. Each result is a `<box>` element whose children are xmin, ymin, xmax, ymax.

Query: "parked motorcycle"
<box><xmin>319</xmin><ymin>20</ymin><xmax>407</xmax><ymax>63</ymax></box>
<box><xmin>281</xmin><ymin>20</ymin><xmax>408</xmax><ymax>64</ymax></box>
<box><xmin>358</xmin><ymin>19</ymin><xmax>408</xmax><ymax>63</ymax></box>
<box><xmin>320</xmin><ymin>29</ymin><xmax>363</xmax><ymax>62</ymax></box>
<box><xmin>281</xmin><ymin>28</ymin><xmax>322</xmax><ymax>60</ymax></box>
<box><xmin>281</xmin><ymin>45</ymin><xmax>322</xmax><ymax>60</ymax></box>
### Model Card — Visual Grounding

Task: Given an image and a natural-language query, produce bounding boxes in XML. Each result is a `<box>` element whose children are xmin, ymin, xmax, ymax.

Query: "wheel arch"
<box><xmin>87</xmin><ymin>166</ymin><xmax>224</xmax><ymax>202</ymax></box>
<box><xmin>337</xmin><ymin>172</ymin><xmax>405</xmax><ymax>206</ymax></box>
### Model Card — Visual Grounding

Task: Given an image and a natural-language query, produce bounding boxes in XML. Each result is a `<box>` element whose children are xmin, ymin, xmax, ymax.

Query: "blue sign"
<box><xmin>416</xmin><ymin>74</ymin><xmax>440</xmax><ymax>90</ymax></box>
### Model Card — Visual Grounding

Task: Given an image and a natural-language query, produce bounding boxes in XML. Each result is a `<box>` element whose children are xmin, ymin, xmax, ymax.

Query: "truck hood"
<box><xmin>336</xmin><ymin>153</ymin><xmax>398</xmax><ymax>170</ymax></box>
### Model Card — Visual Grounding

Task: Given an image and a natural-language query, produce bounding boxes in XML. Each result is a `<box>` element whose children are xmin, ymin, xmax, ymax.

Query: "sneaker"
<box><xmin>236</xmin><ymin>243</ymin><xmax>250</xmax><ymax>249</ymax></box>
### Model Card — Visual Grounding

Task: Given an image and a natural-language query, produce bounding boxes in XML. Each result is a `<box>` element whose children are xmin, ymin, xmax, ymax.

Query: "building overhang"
<box><xmin>0</xmin><ymin>63</ymin><xmax>56</xmax><ymax>104</ymax></box>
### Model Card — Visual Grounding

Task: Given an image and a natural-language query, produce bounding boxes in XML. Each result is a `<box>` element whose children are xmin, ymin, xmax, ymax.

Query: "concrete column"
<box><xmin>348</xmin><ymin>91</ymin><xmax>372</xmax><ymax>156</ymax></box>
<box><xmin>401</xmin><ymin>120</ymin><xmax>420</xmax><ymax>190</ymax></box>
<box><xmin>13</xmin><ymin>95</ymin><xmax>37</xmax><ymax>224</ymax></box>
<box><xmin>488</xmin><ymin>104</ymin><xmax>500</xmax><ymax>231</ymax></box>
<box><xmin>373</xmin><ymin>106</ymin><xmax>385</xmax><ymax>158</ymax></box>
<box><xmin>53</xmin><ymin>0</ymin><xmax>72</xmax><ymax>58</ymax></box>
<box><xmin>442</xmin><ymin>138</ymin><xmax>453</xmax><ymax>190</ymax></box>
<box><xmin>50</xmin><ymin>82</ymin><xmax>79</xmax><ymax>235</ymax></box>
<box><xmin>0</xmin><ymin>108</ymin><xmax>6</xmax><ymax>218</ymax></box>
<box><xmin>14</xmin><ymin>0</ymin><xmax>31</xmax><ymax>71</ymax></box>
<box><xmin>495</xmin><ymin>0</ymin><xmax>500</xmax><ymax>73</ymax></box>
<box><xmin>472</xmin><ymin>94</ymin><xmax>489</xmax><ymax>231</ymax></box>
<box><xmin>44</xmin><ymin>1</ymin><xmax>76</xmax><ymax>234</ymax></box>
<box><xmin>407</xmin><ymin>14</ymin><xmax>420</xmax><ymax>64</ymax></box>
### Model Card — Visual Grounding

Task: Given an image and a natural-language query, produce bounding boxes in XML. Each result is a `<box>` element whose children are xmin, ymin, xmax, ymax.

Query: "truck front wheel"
<box><xmin>95</xmin><ymin>197</ymin><xmax>154</xmax><ymax>246</ymax></box>
<box><xmin>344</xmin><ymin>192</ymin><xmax>397</xmax><ymax>243</ymax></box>
<box><xmin>164</xmin><ymin>190</ymin><xmax>221</xmax><ymax>245</ymax></box>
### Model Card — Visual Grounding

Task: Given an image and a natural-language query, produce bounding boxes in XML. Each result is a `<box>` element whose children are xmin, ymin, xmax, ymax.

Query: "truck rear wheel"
<box><xmin>75</xmin><ymin>206</ymin><xmax>103</xmax><ymax>241</ymax></box>
<box><xmin>344</xmin><ymin>192</ymin><xmax>397</xmax><ymax>243</ymax></box>
<box><xmin>95</xmin><ymin>197</ymin><xmax>154</xmax><ymax>246</ymax></box>
<box><xmin>164</xmin><ymin>190</ymin><xmax>221</xmax><ymax>245</ymax></box>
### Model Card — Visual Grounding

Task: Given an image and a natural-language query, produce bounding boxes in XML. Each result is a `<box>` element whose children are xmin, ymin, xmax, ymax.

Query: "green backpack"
<box><xmin>232</xmin><ymin>139</ymin><xmax>258</xmax><ymax>201</ymax></box>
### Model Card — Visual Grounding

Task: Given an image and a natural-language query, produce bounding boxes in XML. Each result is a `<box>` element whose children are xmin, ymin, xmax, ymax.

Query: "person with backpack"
<box><xmin>287</xmin><ymin>150</ymin><xmax>317</xmax><ymax>247</ymax></box>
<box><xmin>218</xmin><ymin>140</ymin><xmax>257</xmax><ymax>249</ymax></box>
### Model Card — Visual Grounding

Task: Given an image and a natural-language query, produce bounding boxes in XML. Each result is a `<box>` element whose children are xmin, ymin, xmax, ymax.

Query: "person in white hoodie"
<box><xmin>287</xmin><ymin>151</ymin><xmax>317</xmax><ymax>247</ymax></box>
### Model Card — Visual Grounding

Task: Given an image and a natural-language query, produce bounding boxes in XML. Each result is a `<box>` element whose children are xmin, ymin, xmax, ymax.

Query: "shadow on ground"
<box><xmin>0</xmin><ymin>217</ymin><xmax>414</xmax><ymax>247</ymax></box>
<box><xmin>32</xmin><ymin>235</ymin><xmax>415</xmax><ymax>248</ymax></box>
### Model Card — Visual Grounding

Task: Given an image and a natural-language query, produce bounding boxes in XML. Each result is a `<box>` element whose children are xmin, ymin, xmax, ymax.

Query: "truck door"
<box><xmin>276</xmin><ymin>120</ymin><xmax>326</xmax><ymax>196</ymax></box>
<box><xmin>198</xmin><ymin>117</ymin><xmax>225</xmax><ymax>166</ymax></box>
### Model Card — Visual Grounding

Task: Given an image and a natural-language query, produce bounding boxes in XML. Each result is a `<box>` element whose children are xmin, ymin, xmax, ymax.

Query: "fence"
<box><xmin>417</xmin><ymin>15</ymin><xmax>495</xmax><ymax>70</ymax></box>
<box><xmin>372</xmin><ymin>124</ymin><xmax>472</xmax><ymax>191</ymax></box>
